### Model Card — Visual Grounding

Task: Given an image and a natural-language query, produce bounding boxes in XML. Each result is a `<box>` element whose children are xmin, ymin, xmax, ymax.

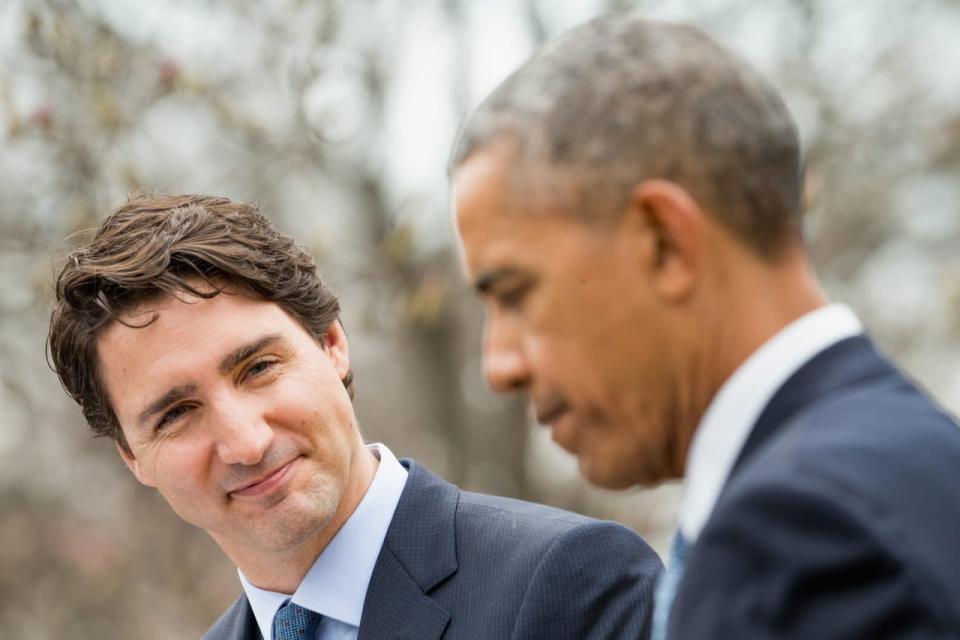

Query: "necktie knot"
<box><xmin>272</xmin><ymin>601</ymin><xmax>323</xmax><ymax>640</ymax></box>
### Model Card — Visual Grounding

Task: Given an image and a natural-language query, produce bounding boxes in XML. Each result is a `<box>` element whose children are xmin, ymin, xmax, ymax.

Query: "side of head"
<box><xmin>452</xmin><ymin>15</ymin><xmax>805</xmax><ymax>488</ymax></box>
<box><xmin>48</xmin><ymin>193</ymin><xmax>352</xmax><ymax>454</ymax></box>
<box><xmin>452</xmin><ymin>13</ymin><xmax>802</xmax><ymax>254</ymax></box>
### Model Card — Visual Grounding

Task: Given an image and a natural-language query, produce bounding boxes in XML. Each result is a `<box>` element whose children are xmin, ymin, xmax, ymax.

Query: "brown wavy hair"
<box><xmin>47</xmin><ymin>193</ymin><xmax>352</xmax><ymax>451</ymax></box>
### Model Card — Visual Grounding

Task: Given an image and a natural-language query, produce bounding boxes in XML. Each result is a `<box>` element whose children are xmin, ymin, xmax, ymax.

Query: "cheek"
<box><xmin>275</xmin><ymin>382</ymin><xmax>356</xmax><ymax>450</ymax></box>
<box><xmin>530</xmin><ymin>337</ymin><xmax>625</xmax><ymax>410</ymax></box>
<box><xmin>284</xmin><ymin>362</ymin><xmax>350</xmax><ymax>405</ymax></box>
<box><xmin>526</xmin><ymin>335</ymin><xmax>581</xmax><ymax>378</ymax></box>
<box><xmin>147</xmin><ymin>439</ymin><xmax>210</xmax><ymax>495</ymax></box>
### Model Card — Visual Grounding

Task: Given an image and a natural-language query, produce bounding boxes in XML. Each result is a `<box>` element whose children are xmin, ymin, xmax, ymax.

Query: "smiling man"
<box><xmin>97</xmin><ymin>288</ymin><xmax>368</xmax><ymax>594</ymax></box>
<box><xmin>452</xmin><ymin>13</ymin><xmax>960</xmax><ymax>640</ymax></box>
<box><xmin>48</xmin><ymin>194</ymin><xmax>661</xmax><ymax>640</ymax></box>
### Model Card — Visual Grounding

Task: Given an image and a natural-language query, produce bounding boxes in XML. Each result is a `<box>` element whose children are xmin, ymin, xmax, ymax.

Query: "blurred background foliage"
<box><xmin>1</xmin><ymin>0</ymin><xmax>958</xmax><ymax>637</ymax></box>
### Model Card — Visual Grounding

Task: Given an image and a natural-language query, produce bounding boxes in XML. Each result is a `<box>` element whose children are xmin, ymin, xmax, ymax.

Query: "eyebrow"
<box><xmin>137</xmin><ymin>383</ymin><xmax>198</xmax><ymax>429</ymax></box>
<box><xmin>134</xmin><ymin>333</ymin><xmax>285</xmax><ymax>429</ymax></box>
<box><xmin>218</xmin><ymin>333</ymin><xmax>285</xmax><ymax>375</ymax></box>
<box><xmin>473</xmin><ymin>268</ymin><xmax>526</xmax><ymax>295</ymax></box>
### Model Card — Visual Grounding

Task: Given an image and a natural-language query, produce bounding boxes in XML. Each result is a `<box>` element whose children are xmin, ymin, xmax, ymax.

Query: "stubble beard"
<box><xmin>241</xmin><ymin>473</ymin><xmax>344</xmax><ymax>553</ymax></box>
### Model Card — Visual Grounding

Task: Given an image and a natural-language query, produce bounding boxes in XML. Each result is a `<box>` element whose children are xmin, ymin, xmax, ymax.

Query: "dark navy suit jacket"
<box><xmin>670</xmin><ymin>335</ymin><xmax>960</xmax><ymax>638</ymax></box>
<box><xmin>205</xmin><ymin>459</ymin><xmax>662</xmax><ymax>639</ymax></box>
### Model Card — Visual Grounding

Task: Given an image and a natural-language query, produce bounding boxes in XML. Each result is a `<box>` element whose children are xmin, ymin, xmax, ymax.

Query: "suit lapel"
<box><xmin>357</xmin><ymin>460</ymin><xmax>458</xmax><ymax>640</ymax></box>
<box><xmin>236</xmin><ymin>599</ymin><xmax>261</xmax><ymax>640</ymax></box>
<box><xmin>730</xmin><ymin>334</ymin><xmax>895</xmax><ymax>477</ymax></box>
<box><xmin>202</xmin><ymin>594</ymin><xmax>261</xmax><ymax>640</ymax></box>
<box><xmin>358</xmin><ymin>546</ymin><xmax>451</xmax><ymax>639</ymax></box>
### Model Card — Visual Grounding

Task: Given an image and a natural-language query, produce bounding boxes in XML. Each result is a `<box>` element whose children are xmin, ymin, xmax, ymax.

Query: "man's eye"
<box><xmin>157</xmin><ymin>405</ymin><xmax>191</xmax><ymax>430</ymax></box>
<box><xmin>246</xmin><ymin>359</ymin><xmax>278</xmax><ymax>379</ymax></box>
<box><xmin>498</xmin><ymin>284</ymin><xmax>530</xmax><ymax>308</ymax></box>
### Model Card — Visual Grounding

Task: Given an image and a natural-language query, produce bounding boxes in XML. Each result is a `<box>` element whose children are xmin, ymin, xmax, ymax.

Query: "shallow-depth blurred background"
<box><xmin>2</xmin><ymin>0</ymin><xmax>959</xmax><ymax>637</ymax></box>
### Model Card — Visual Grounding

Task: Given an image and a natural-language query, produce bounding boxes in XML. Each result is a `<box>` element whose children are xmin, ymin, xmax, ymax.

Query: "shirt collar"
<box><xmin>240</xmin><ymin>443</ymin><xmax>408</xmax><ymax>639</ymax></box>
<box><xmin>679</xmin><ymin>304</ymin><xmax>862</xmax><ymax>543</ymax></box>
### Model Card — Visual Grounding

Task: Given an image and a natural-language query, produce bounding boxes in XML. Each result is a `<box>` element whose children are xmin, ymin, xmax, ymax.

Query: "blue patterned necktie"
<box><xmin>272</xmin><ymin>600</ymin><xmax>323</xmax><ymax>640</ymax></box>
<box><xmin>651</xmin><ymin>530</ymin><xmax>689</xmax><ymax>640</ymax></box>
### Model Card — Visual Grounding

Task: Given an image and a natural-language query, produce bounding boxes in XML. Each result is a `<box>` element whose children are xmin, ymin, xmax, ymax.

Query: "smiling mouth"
<box><xmin>229</xmin><ymin>459</ymin><xmax>297</xmax><ymax>498</ymax></box>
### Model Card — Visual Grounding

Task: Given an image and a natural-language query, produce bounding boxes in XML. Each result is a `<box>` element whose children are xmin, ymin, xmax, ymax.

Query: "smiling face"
<box><xmin>97</xmin><ymin>286</ymin><xmax>368</xmax><ymax>561</ymax></box>
<box><xmin>454</xmin><ymin>147</ymin><xmax>690</xmax><ymax>489</ymax></box>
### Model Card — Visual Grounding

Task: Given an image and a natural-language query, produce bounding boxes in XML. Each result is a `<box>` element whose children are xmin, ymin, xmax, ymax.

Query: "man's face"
<box><xmin>454</xmin><ymin>148</ymin><xmax>683</xmax><ymax>488</ymax></box>
<box><xmin>97</xmin><ymin>287</ymin><xmax>364</xmax><ymax>557</ymax></box>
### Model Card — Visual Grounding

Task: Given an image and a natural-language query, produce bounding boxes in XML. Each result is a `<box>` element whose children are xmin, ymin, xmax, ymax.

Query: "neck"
<box><xmin>675</xmin><ymin>241</ymin><xmax>826</xmax><ymax>475</ymax></box>
<box><xmin>230</xmin><ymin>445</ymin><xmax>379</xmax><ymax>594</ymax></box>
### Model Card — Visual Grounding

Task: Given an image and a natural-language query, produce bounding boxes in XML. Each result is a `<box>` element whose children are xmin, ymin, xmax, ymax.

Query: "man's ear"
<box><xmin>116</xmin><ymin>441</ymin><xmax>156</xmax><ymax>487</ymax></box>
<box><xmin>322</xmin><ymin>320</ymin><xmax>351</xmax><ymax>379</ymax></box>
<box><xmin>625</xmin><ymin>178</ymin><xmax>706</xmax><ymax>301</ymax></box>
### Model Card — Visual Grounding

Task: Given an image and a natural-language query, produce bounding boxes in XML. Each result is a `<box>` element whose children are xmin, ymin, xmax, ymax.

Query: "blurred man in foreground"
<box><xmin>452</xmin><ymin>14</ymin><xmax>960</xmax><ymax>639</ymax></box>
<box><xmin>47</xmin><ymin>194</ymin><xmax>662</xmax><ymax>640</ymax></box>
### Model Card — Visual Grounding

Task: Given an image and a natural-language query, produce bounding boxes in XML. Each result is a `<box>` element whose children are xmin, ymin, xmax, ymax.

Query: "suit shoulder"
<box><xmin>458</xmin><ymin>491</ymin><xmax>654</xmax><ymax>551</ymax></box>
<box><xmin>459</xmin><ymin>491</ymin><xmax>589</xmax><ymax>531</ymax></box>
<box><xmin>795</xmin><ymin>375</ymin><xmax>960</xmax><ymax>459</ymax></box>
<box><xmin>738</xmin><ymin>376</ymin><xmax>960</xmax><ymax>516</ymax></box>
<box><xmin>455</xmin><ymin>490</ymin><xmax>660</xmax><ymax>568</ymax></box>
<box><xmin>507</xmin><ymin>510</ymin><xmax>662</xmax><ymax>638</ymax></box>
<box><xmin>453</xmin><ymin>494</ymin><xmax>662</xmax><ymax>639</ymax></box>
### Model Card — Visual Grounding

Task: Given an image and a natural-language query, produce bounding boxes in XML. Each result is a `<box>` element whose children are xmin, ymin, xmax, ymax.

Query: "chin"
<box><xmin>255</xmin><ymin>485</ymin><xmax>342</xmax><ymax>548</ymax></box>
<box><xmin>254</xmin><ymin>505</ymin><xmax>336</xmax><ymax>552</ymax></box>
<box><xmin>578</xmin><ymin>457</ymin><xmax>637</xmax><ymax>490</ymax></box>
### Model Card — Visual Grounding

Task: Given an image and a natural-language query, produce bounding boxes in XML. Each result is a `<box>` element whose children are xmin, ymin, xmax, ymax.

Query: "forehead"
<box><xmin>99</xmin><ymin>289</ymin><xmax>290</xmax><ymax>354</ymax></box>
<box><xmin>453</xmin><ymin>147</ymin><xmax>606</xmax><ymax>276</ymax></box>
<box><xmin>96</xmin><ymin>291</ymin><xmax>299</xmax><ymax>416</ymax></box>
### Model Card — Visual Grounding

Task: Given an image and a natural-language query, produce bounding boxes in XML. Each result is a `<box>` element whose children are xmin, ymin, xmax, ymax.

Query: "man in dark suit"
<box><xmin>451</xmin><ymin>13</ymin><xmax>960</xmax><ymax>639</ymax></box>
<box><xmin>209</xmin><ymin>458</ymin><xmax>658</xmax><ymax>640</ymax></box>
<box><xmin>47</xmin><ymin>194</ymin><xmax>662</xmax><ymax>639</ymax></box>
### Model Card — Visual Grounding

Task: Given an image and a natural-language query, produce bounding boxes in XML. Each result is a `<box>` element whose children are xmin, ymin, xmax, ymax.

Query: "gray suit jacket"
<box><xmin>204</xmin><ymin>459</ymin><xmax>662</xmax><ymax>639</ymax></box>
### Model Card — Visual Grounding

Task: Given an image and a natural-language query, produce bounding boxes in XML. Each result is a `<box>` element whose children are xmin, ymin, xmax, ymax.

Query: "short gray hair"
<box><xmin>451</xmin><ymin>14</ymin><xmax>802</xmax><ymax>256</ymax></box>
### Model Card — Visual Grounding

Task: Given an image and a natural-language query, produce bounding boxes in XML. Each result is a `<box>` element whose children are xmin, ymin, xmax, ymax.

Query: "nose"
<box><xmin>483</xmin><ymin>313</ymin><xmax>530</xmax><ymax>393</ymax></box>
<box><xmin>212</xmin><ymin>398</ymin><xmax>274</xmax><ymax>466</ymax></box>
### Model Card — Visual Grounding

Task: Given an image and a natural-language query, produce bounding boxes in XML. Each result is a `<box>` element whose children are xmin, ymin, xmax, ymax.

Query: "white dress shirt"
<box><xmin>240</xmin><ymin>443</ymin><xmax>408</xmax><ymax>640</ymax></box>
<box><xmin>679</xmin><ymin>304</ymin><xmax>863</xmax><ymax>543</ymax></box>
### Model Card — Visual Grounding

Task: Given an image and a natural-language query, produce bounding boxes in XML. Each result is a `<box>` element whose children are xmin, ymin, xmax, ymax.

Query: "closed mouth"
<box><xmin>535</xmin><ymin>402</ymin><xmax>569</xmax><ymax>426</ymax></box>
<box><xmin>229</xmin><ymin>458</ymin><xmax>296</xmax><ymax>497</ymax></box>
